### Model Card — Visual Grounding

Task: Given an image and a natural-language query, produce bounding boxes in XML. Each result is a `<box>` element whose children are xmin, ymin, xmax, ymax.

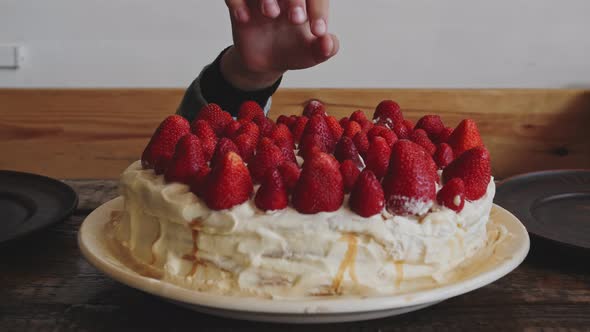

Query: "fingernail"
<box><xmin>262</xmin><ymin>0</ymin><xmax>280</xmax><ymax>18</ymax></box>
<box><xmin>290</xmin><ymin>6</ymin><xmax>306</xmax><ymax>24</ymax></box>
<box><xmin>235</xmin><ymin>7</ymin><xmax>249</xmax><ymax>23</ymax></box>
<box><xmin>324</xmin><ymin>37</ymin><xmax>334</xmax><ymax>57</ymax></box>
<box><xmin>313</xmin><ymin>19</ymin><xmax>327</xmax><ymax>36</ymax></box>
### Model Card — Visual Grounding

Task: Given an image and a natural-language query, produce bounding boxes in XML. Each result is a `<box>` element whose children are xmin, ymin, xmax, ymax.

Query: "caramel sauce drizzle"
<box><xmin>331</xmin><ymin>233</ymin><xmax>358</xmax><ymax>294</ymax></box>
<box><xmin>394</xmin><ymin>261</ymin><xmax>405</xmax><ymax>289</ymax></box>
<box><xmin>185</xmin><ymin>219</ymin><xmax>204</xmax><ymax>277</ymax></box>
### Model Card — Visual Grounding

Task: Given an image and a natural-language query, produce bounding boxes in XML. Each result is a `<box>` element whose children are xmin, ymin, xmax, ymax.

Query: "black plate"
<box><xmin>0</xmin><ymin>171</ymin><xmax>78</xmax><ymax>244</ymax></box>
<box><xmin>494</xmin><ymin>170</ymin><xmax>590</xmax><ymax>250</ymax></box>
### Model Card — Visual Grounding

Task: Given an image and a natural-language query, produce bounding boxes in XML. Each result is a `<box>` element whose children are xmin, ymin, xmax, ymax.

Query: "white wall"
<box><xmin>1</xmin><ymin>0</ymin><xmax>589</xmax><ymax>88</ymax></box>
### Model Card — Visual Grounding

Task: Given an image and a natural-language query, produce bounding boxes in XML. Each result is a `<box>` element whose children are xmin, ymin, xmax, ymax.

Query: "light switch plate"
<box><xmin>0</xmin><ymin>45</ymin><xmax>24</xmax><ymax>69</ymax></box>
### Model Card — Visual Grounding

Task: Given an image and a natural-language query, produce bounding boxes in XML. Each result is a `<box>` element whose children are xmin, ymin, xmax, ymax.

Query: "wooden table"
<box><xmin>1</xmin><ymin>180</ymin><xmax>589</xmax><ymax>331</ymax></box>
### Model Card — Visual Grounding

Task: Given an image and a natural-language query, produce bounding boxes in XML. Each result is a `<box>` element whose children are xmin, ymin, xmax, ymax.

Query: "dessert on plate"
<box><xmin>112</xmin><ymin>99</ymin><xmax>497</xmax><ymax>298</ymax></box>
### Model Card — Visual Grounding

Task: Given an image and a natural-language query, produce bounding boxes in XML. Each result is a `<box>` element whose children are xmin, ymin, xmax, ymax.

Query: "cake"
<box><xmin>112</xmin><ymin>99</ymin><xmax>496</xmax><ymax>298</ymax></box>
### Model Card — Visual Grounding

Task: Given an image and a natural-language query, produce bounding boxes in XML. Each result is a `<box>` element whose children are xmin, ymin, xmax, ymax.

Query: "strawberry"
<box><xmin>349</xmin><ymin>170</ymin><xmax>385</xmax><ymax>217</ymax></box>
<box><xmin>339</xmin><ymin>159</ymin><xmax>361</xmax><ymax>194</ymax></box>
<box><xmin>302</xmin><ymin>99</ymin><xmax>327</xmax><ymax>117</ymax></box>
<box><xmin>163</xmin><ymin>134</ymin><xmax>206</xmax><ymax>185</ymax></box>
<box><xmin>339</xmin><ymin>117</ymin><xmax>350</xmax><ymax>129</ymax></box>
<box><xmin>277</xmin><ymin>161</ymin><xmax>301</xmax><ymax>192</ymax></box>
<box><xmin>201</xmin><ymin>151</ymin><xmax>253</xmax><ymax>210</ymax></box>
<box><xmin>255</xmin><ymin>168</ymin><xmax>289</xmax><ymax>211</ymax></box>
<box><xmin>276</xmin><ymin>114</ymin><xmax>296</xmax><ymax>129</ymax></box>
<box><xmin>358</xmin><ymin>119</ymin><xmax>374</xmax><ymax>134</ymax></box>
<box><xmin>270</xmin><ymin>124</ymin><xmax>295</xmax><ymax>150</ymax></box>
<box><xmin>325</xmin><ymin>115</ymin><xmax>344</xmax><ymax>142</ymax></box>
<box><xmin>142</xmin><ymin>115</ymin><xmax>190</xmax><ymax>174</ymax></box>
<box><xmin>382</xmin><ymin>140</ymin><xmax>437</xmax><ymax>216</ymax></box>
<box><xmin>223</xmin><ymin>120</ymin><xmax>242</xmax><ymax>140</ymax></box>
<box><xmin>434</xmin><ymin>143</ymin><xmax>454</xmax><ymax>169</ymax></box>
<box><xmin>350</xmin><ymin>110</ymin><xmax>368</xmax><ymax>123</ymax></box>
<box><xmin>415</xmin><ymin>115</ymin><xmax>444</xmax><ymax>141</ymax></box>
<box><xmin>292</xmin><ymin>152</ymin><xmax>344</xmax><ymax>213</ymax></box>
<box><xmin>248</xmin><ymin>138</ymin><xmax>285</xmax><ymax>183</ymax></box>
<box><xmin>392</xmin><ymin>122</ymin><xmax>411</xmax><ymax>140</ymax></box>
<box><xmin>353</xmin><ymin>132</ymin><xmax>370</xmax><ymax>158</ymax></box>
<box><xmin>334</xmin><ymin>136</ymin><xmax>363</xmax><ymax>168</ymax></box>
<box><xmin>236</xmin><ymin>122</ymin><xmax>260</xmax><ymax>143</ymax></box>
<box><xmin>291</xmin><ymin>116</ymin><xmax>309</xmax><ymax>144</ymax></box>
<box><xmin>211</xmin><ymin>137</ymin><xmax>240</xmax><ymax>167</ymax></box>
<box><xmin>300</xmin><ymin>115</ymin><xmax>335</xmax><ymax>152</ymax></box>
<box><xmin>238</xmin><ymin>101</ymin><xmax>264</xmax><ymax>121</ymax></box>
<box><xmin>233</xmin><ymin>133</ymin><xmax>257</xmax><ymax>163</ymax></box>
<box><xmin>365</xmin><ymin>136</ymin><xmax>391</xmax><ymax>179</ymax></box>
<box><xmin>403</xmin><ymin>119</ymin><xmax>415</xmax><ymax>132</ymax></box>
<box><xmin>190</xmin><ymin>120</ymin><xmax>218</xmax><ymax>162</ymax></box>
<box><xmin>280</xmin><ymin>146</ymin><xmax>297</xmax><ymax>163</ymax></box>
<box><xmin>297</xmin><ymin>134</ymin><xmax>324</xmax><ymax>160</ymax></box>
<box><xmin>442</xmin><ymin>146</ymin><xmax>491</xmax><ymax>201</ymax></box>
<box><xmin>436</xmin><ymin>178</ymin><xmax>465</xmax><ymax>212</ymax></box>
<box><xmin>447</xmin><ymin>119</ymin><xmax>484</xmax><ymax>157</ymax></box>
<box><xmin>189</xmin><ymin>166</ymin><xmax>211</xmax><ymax>197</ymax></box>
<box><xmin>367</xmin><ymin>126</ymin><xmax>398</xmax><ymax>148</ymax></box>
<box><xmin>343</xmin><ymin>120</ymin><xmax>362</xmax><ymax>138</ymax></box>
<box><xmin>253</xmin><ymin>115</ymin><xmax>275</xmax><ymax>138</ymax></box>
<box><xmin>411</xmin><ymin>129</ymin><xmax>436</xmax><ymax>155</ymax></box>
<box><xmin>374</xmin><ymin>100</ymin><xmax>403</xmax><ymax>125</ymax></box>
<box><xmin>195</xmin><ymin>103</ymin><xmax>233</xmax><ymax>137</ymax></box>
<box><xmin>436</xmin><ymin>126</ymin><xmax>454</xmax><ymax>144</ymax></box>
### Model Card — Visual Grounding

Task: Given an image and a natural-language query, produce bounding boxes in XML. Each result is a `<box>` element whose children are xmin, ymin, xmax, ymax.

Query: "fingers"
<box><xmin>286</xmin><ymin>0</ymin><xmax>307</xmax><ymax>25</ymax></box>
<box><xmin>259</xmin><ymin>0</ymin><xmax>281</xmax><ymax>18</ymax></box>
<box><xmin>312</xmin><ymin>33</ymin><xmax>339</xmax><ymax>64</ymax></box>
<box><xmin>225</xmin><ymin>0</ymin><xmax>251</xmax><ymax>23</ymax></box>
<box><xmin>306</xmin><ymin>0</ymin><xmax>329</xmax><ymax>36</ymax></box>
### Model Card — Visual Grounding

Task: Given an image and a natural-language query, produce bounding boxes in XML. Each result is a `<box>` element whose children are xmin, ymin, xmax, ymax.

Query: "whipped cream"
<box><xmin>113</xmin><ymin>161</ymin><xmax>496</xmax><ymax>298</ymax></box>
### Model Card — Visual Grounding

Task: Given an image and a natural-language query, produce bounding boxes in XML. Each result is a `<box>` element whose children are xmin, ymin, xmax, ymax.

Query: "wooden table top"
<box><xmin>1</xmin><ymin>180</ymin><xmax>589</xmax><ymax>331</ymax></box>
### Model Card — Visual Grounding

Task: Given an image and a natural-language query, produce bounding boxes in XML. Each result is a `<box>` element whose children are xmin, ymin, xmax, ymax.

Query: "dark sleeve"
<box><xmin>177</xmin><ymin>47</ymin><xmax>282</xmax><ymax>121</ymax></box>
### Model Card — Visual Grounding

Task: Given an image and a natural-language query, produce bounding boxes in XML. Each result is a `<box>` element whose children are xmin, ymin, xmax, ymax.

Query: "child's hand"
<box><xmin>221</xmin><ymin>0</ymin><xmax>339</xmax><ymax>91</ymax></box>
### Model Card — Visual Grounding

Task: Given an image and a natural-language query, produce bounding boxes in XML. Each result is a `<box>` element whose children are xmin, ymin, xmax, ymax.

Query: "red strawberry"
<box><xmin>248</xmin><ymin>138</ymin><xmax>285</xmax><ymax>183</ymax></box>
<box><xmin>349</xmin><ymin>170</ymin><xmax>385</xmax><ymax>217</ymax></box>
<box><xmin>255</xmin><ymin>168</ymin><xmax>288</xmax><ymax>211</ymax></box>
<box><xmin>392</xmin><ymin>122</ymin><xmax>411</xmax><ymax>140</ymax></box>
<box><xmin>382</xmin><ymin>140</ymin><xmax>437</xmax><ymax>216</ymax></box>
<box><xmin>374</xmin><ymin>100</ymin><xmax>403</xmax><ymax>125</ymax></box>
<box><xmin>300</xmin><ymin>114</ymin><xmax>335</xmax><ymax>152</ymax></box>
<box><xmin>190</xmin><ymin>120</ymin><xmax>218</xmax><ymax>162</ymax></box>
<box><xmin>211</xmin><ymin>137</ymin><xmax>239</xmax><ymax>167</ymax></box>
<box><xmin>238</xmin><ymin>101</ymin><xmax>264</xmax><ymax>121</ymax></box>
<box><xmin>365</xmin><ymin>136</ymin><xmax>391</xmax><ymax>179</ymax></box>
<box><xmin>447</xmin><ymin>119</ymin><xmax>484</xmax><ymax>157</ymax></box>
<box><xmin>367</xmin><ymin>126</ymin><xmax>398</xmax><ymax>148</ymax></box>
<box><xmin>415</xmin><ymin>115</ymin><xmax>444</xmax><ymax>141</ymax></box>
<box><xmin>223</xmin><ymin>120</ymin><xmax>242</xmax><ymax>140</ymax></box>
<box><xmin>339</xmin><ymin>159</ymin><xmax>361</xmax><ymax>194</ymax></box>
<box><xmin>298</xmin><ymin>134</ymin><xmax>324</xmax><ymax>160</ymax></box>
<box><xmin>434</xmin><ymin>143</ymin><xmax>454</xmax><ymax>169</ymax></box>
<box><xmin>403</xmin><ymin>119</ymin><xmax>414</xmax><ymax>132</ymax></box>
<box><xmin>358</xmin><ymin>119</ymin><xmax>374</xmax><ymax>134</ymax></box>
<box><xmin>189</xmin><ymin>166</ymin><xmax>211</xmax><ymax>197</ymax></box>
<box><xmin>201</xmin><ymin>151</ymin><xmax>253</xmax><ymax>210</ymax></box>
<box><xmin>292</xmin><ymin>152</ymin><xmax>344</xmax><ymax>213</ymax></box>
<box><xmin>163</xmin><ymin>134</ymin><xmax>206</xmax><ymax>185</ymax></box>
<box><xmin>277</xmin><ymin>161</ymin><xmax>301</xmax><ymax>192</ymax></box>
<box><xmin>353</xmin><ymin>132</ymin><xmax>370</xmax><ymax>158</ymax></box>
<box><xmin>343</xmin><ymin>120</ymin><xmax>362</xmax><ymax>139</ymax></box>
<box><xmin>339</xmin><ymin>117</ymin><xmax>350</xmax><ymax>129</ymax></box>
<box><xmin>195</xmin><ymin>103</ymin><xmax>233</xmax><ymax>137</ymax></box>
<box><xmin>325</xmin><ymin>115</ymin><xmax>344</xmax><ymax>142</ymax></box>
<box><xmin>253</xmin><ymin>115</ymin><xmax>275</xmax><ymax>137</ymax></box>
<box><xmin>233</xmin><ymin>133</ymin><xmax>257</xmax><ymax>163</ymax></box>
<box><xmin>270</xmin><ymin>124</ymin><xmax>295</xmax><ymax>150</ymax></box>
<box><xmin>277</xmin><ymin>114</ymin><xmax>296</xmax><ymax>129</ymax></box>
<box><xmin>303</xmin><ymin>99</ymin><xmax>327</xmax><ymax>117</ymax></box>
<box><xmin>334</xmin><ymin>136</ymin><xmax>363</xmax><ymax>168</ymax></box>
<box><xmin>411</xmin><ymin>129</ymin><xmax>436</xmax><ymax>155</ymax></box>
<box><xmin>142</xmin><ymin>115</ymin><xmax>190</xmax><ymax>174</ymax></box>
<box><xmin>350</xmin><ymin>110</ymin><xmax>368</xmax><ymax>123</ymax></box>
<box><xmin>291</xmin><ymin>116</ymin><xmax>309</xmax><ymax>144</ymax></box>
<box><xmin>236</xmin><ymin>122</ymin><xmax>260</xmax><ymax>143</ymax></box>
<box><xmin>437</xmin><ymin>178</ymin><xmax>465</xmax><ymax>212</ymax></box>
<box><xmin>436</xmin><ymin>126</ymin><xmax>454</xmax><ymax>144</ymax></box>
<box><xmin>443</xmin><ymin>146</ymin><xmax>491</xmax><ymax>201</ymax></box>
<box><xmin>280</xmin><ymin>146</ymin><xmax>297</xmax><ymax>163</ymax></box>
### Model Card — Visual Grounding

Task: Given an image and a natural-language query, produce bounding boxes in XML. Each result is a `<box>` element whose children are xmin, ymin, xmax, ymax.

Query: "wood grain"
<box><xmin>0</xmin><ymin>180</ymin><xmax>588</xmax><ymax>331</ymax></box>
<box><xmin>1</xmin><ymin>89</ymin><xmax>589</xmax><ymax>179</ymax></box>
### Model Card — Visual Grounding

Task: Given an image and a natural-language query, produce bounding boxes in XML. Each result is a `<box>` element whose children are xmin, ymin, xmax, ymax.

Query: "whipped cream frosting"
<box><xmin>113</xmin><ymin>161</ymin><xmax>496</xmax><ymax>298</ymax></box>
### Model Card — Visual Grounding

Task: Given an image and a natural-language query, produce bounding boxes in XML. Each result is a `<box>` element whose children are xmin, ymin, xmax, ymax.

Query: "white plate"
<box><xmin>78</xmin><ymin>197</ymin><xmax>529</xmax><ymax>324</ymax></box>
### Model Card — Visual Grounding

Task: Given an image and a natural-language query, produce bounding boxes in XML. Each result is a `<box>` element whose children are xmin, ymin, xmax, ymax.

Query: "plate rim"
<box><xmin>0</xmin><ymin>170</ymin><xmax>79</xmax><ymax>244</ymax></box>
<box><xmin>78</xmin><ymin>196</ymin><xmax>529</xmax><ymax>315</ymax></box>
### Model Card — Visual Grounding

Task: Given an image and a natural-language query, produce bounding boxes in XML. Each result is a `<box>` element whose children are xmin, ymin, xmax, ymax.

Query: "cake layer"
<box><xmin>114</xmin><ymin>161</ymin><xmax>496</xmax><ymax>298</ymax></box>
